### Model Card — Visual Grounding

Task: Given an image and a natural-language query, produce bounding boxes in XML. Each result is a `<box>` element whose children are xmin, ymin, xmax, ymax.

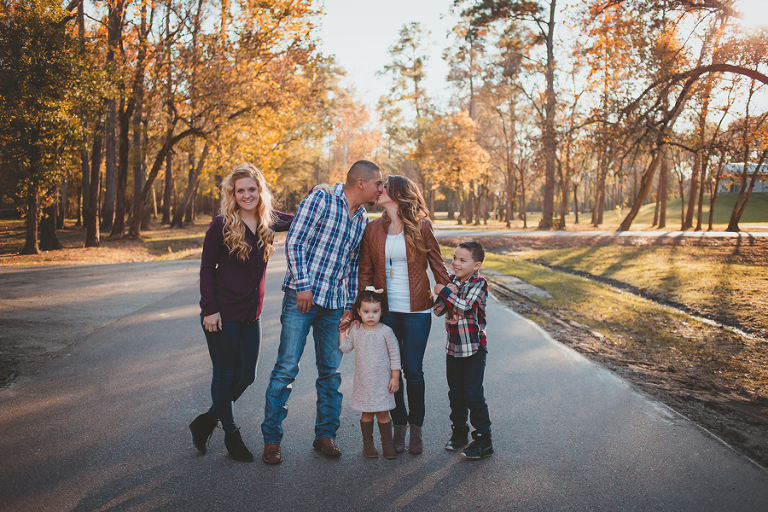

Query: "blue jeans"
<box><xmin>261</xmin><ymin>288</ymin><xmax>344</xmax><ymax>444</ymax></box>
<box><xmin>446</xmin><ymin>349</ymin><xmax>491</xmax><ymax>437</ymax></box>
<box><xmin>382</xmin><ymin>312</ymin><xmax>432</xmax><ymax>427</ymax></box>
<box><xmin>201</xmin><ymin>316</ymin><xmax>262</xmax><ymax>433</ymax></box>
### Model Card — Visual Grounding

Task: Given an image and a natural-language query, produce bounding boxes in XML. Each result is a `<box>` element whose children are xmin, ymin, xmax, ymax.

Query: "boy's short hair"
<box><xmin>458</xmin><ymin>241</ymin><xmax>485</xmax><ymax>263</ymax></box>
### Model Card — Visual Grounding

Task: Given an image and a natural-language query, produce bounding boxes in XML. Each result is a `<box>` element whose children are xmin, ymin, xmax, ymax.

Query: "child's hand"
<box><xmin>447</xmin><ymin>313</ymin><xmax>459</xmax><ymax>325</ymax></box>
<box><xmin>388</xmin><ymin>377</ymin><xmax>400</xmax><ymax>393</ymax></box>
<box><xmin>446</xmin><ymin>283</ymin><xmax>459</xmax><ymax>293</ymax></box>
<box><xmin>433</xmin><ymin>284</ymin><xmax>444</xmax><ymax>295</ymax></box>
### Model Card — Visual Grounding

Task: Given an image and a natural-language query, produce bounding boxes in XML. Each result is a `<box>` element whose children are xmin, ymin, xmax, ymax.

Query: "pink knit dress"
<box><xmin>340</xmin><ymin>324</ymin><xmax>401</xmax><ymax>412</ymax></box>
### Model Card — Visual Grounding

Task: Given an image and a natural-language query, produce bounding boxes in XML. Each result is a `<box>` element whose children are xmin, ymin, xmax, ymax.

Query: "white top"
<box><xmin>385</xmin><ymin>233</ymin><xmax>430</xmax><ymax>314</ymax></box>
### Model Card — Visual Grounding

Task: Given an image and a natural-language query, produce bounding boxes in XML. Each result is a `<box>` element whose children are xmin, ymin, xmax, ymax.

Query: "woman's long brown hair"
<box><xmin>382</xmin><ymin>175</ymin><xmax>430</xmax><ymax>261</ymax></box>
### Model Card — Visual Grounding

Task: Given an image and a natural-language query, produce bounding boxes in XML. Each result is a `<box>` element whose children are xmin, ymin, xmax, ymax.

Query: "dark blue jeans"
<box><xmin>201</xmin><ymin>316</ymin><xmax>262</xmax><ymax>433</ymax></box>
<box><xmin>261</xmin><ymin>288</ymin><xmax>344</xmax><ymax>444</ymax></box>
<box><xmin>382</xmin><ymin>312</ymin><xmax>432</xmax><ymax>427</ymax></box>
<box><xmin>446</xmin><ymin>349</ymin><xmax>491</xmax><ymax>437</ymax></box>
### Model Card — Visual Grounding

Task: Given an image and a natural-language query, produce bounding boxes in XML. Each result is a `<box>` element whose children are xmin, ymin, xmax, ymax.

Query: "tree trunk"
<box><xmin>40</xmin><ymin>187</ymin><xmax>63</xmax><ymax>251</ymax></box>
<box><xmin>506</xmin><ymin>162</ymin><xmax>516</xmax><ymax>228</ymax></box>
<box><xmin>683</xmin><ymin>149</ymin><xmax>700</xmax><ymax>229</ymax></box>
<box><xmin>658</xmin><ymin>150</ymin><xmax>668</xmax><ymax>229</ymax></box>
<box><xmin>101</xmin><ymin>97</ymin><xmax>117</xmax><ymax>232</ymax></box>
<box><xmin>86</xmin><ymin>121</ymin><xmax>104</xmax><ymax>247</ymax></box>
<box><xmin>80</xmin><ymin>132</ymin><xmax>89</xmax><ymax>228</ymax></box>
<box><xmin>467</xmin><ymin>181</ymin><xmax>475</xmax><ymax>225</ymax></box>
<box><xmin>21</xmin><ymin>176</ymin><xmax>40</xmax><ymax>255</ymax></box>
<box><xmin>727</xmin><ymin>151</ymin><xmax>767</xmax><ymax>232</ymax></box>
<box><xmin>573</xmin><ymin>183</ymin><xmax>579</xmax><ymax>224</ymax></box>
<box><xmin>172</xmin><ymin>143</ymin><xmax>209</xmax><ymax>227</ymax></box>
<box><xmin>100</xmin><ymin>0</ymin><xmax>125</xmax><ymax>234</ymax></box>
<box><xmin>538</xmin><ymin>0</ymin><xmax>558</xmax><ymax>230</ymax></box>
<box><xmin>57</xmin><ymin>176</ymin><xmax>66</xmax><ymax>229</ymax></box>
<box><xmin>694</xmin><ymin>156</ymin><xmax>709</xmax><ymax>231</ymax></box>
<box><xmin>592</xmin><ymin>167</ymin><xmax>606</xmax><ymax>227</ymax></box>
<box><xmin>161</xmin><ymin>152</ymin><xmax>173</xmax><ymax>224</ymax></box>
<box><xmin>619</xmin><ymin>149</ymin><xmax>663</xmax><ymax>231</ymax></box>
<box><xmin>111</xmin><ymin>93</ymin><xmax>132</xmax><ymax>238</ymax></box>
<box><xmin>129</xmin><ymin>127</ymin><xmax>200</xmax><ymax>238</ymax></box>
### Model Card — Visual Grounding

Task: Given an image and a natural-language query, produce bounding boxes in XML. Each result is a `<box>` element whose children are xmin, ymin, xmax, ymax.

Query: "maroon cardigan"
<box><xmin>200</xmin><ymin>211</ymin><xmax>293</xmax><ymax>322</ymax></box>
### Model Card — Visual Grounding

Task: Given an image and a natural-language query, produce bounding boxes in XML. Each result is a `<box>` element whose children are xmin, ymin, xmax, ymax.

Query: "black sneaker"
<box><xmin>189</xmin><ymin>413</ymin><xmax>218</xmax><ymax>454</ymax></box>
<box><xmin>445</xmin><ymin>427</ymin><xmax>469</xmax><ymax>451</ymax></box>
<box><xmin>460</xmin><ymin>435</ymin><xmax>493</xmax><ymax>460</ymax></box>
<box><xmin>224</xmin><ymin>429</ymin><xmax>254</xmax><ymax>462</ymax></box>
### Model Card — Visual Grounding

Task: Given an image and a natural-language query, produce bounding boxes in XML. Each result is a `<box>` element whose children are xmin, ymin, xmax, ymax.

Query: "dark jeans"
<box><xmin>446</xmin><ymin>349</ymin><xmax>491</xmax><ymax>437</ymax></box>
<box><xmin>201</xmin><ymin>316</ymin><xmax>262</xmax><ymax>433</ymax></box>
<box><xmin>261</xmin><ymin>288</ymin><xmax>344</xmax><ymax>444</ymax></box>
<box><xmin>382</xmin><ymin>312</ymin><xmax>432</xmax><ymax>427</ymax></box>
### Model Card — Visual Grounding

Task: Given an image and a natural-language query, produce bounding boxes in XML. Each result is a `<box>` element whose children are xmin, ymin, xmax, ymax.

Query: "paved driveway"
<box><xmin>0</xmin><ymin>252</ymin><xmax>766</xmax><ymax>511</ymax></box>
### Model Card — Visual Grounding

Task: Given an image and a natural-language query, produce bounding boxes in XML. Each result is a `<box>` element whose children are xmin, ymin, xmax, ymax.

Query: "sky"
<box><xmin>315</xmin><ymin>0</ymin><xmax>460</xmax><ymax>110</ymax></box>
<box><xmin>315</xmin><ymin>0</ymin><xmax>768</xmax><ymax>113</ymax></box>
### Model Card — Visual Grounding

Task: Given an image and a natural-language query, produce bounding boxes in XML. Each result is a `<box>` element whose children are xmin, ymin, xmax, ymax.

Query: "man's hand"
<box><xmin>296</xmin><ymin>290</ymin><xmax>314</xmax><ymax>313</ymax></box>
<box><xmin>338</xmin><ymin>310</ymin><xmax>353</xmax><ymax>331</ymax></box>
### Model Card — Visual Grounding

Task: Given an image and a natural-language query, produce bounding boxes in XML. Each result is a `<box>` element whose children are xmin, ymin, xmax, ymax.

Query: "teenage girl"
<box><xmin>189</xmin><ymin>163</ymin><xmax>293</xmax><ymax>462</ymax></box>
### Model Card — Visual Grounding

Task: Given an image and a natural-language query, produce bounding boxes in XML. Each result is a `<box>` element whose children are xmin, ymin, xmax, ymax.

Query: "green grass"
<box><xmin>439</xmin><ymin>245</ymin><xmax>767</xmax><ymax>403</ymax></box>
<box><xmin>429</xmin><ymin>192</ymin><xmax>768</xmax><ymax>231</ymax></box>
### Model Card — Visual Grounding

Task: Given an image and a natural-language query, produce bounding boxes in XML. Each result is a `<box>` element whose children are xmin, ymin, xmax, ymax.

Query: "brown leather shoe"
<box><xmin>262</xmin><ymin>443</ymin><xmax>282</xmax><ymax>464</ymax></box>
<box><xmin>312</xmin><ymin>437</ymin><xmax>342</xmax><ymax>457</ymax></box>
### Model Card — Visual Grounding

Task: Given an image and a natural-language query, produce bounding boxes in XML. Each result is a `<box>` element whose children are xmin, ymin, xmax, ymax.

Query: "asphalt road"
<box><xmin>1</xmin><ymin>251</ymin><xmax>767</xmax><ymax>512</ymax></box>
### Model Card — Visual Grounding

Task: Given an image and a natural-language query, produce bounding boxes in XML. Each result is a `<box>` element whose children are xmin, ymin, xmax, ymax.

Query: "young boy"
<box><xmin>433</xmin><ymin>241</ymin><xmax>492</xmax><ymax>460</ymax></box>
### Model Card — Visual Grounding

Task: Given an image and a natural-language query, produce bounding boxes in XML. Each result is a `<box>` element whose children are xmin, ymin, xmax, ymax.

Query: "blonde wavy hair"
<box><xmin>382</xmin><ymin>175</ymin><xmax>430</xmax><ymax>261</ymax></box>
<box><xmin>219</xmin><ymin>163</ymin><xmax>276</xmax><ymax>262</ymax></box>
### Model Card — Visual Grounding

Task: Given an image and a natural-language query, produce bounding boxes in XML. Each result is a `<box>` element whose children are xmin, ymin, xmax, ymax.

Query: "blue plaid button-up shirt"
<box><xmin>283</xmin><ymin>183</ymin><xmax>368</xmax><ymax>310</ymax></box>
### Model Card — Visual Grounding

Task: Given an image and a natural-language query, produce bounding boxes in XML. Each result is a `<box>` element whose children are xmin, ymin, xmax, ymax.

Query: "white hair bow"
<box><xmin>365</xmin><ymin>286</ymin><xmax>383</xmax><ymax>293</ymax></box>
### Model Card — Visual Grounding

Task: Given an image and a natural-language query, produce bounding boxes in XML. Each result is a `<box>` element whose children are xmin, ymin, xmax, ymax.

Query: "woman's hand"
<box><xmin>311</xmin><ymin>184</ymin><xmax>333</xmax><ymax>194</ymax></box>
<box><xmin>203</xmin><ymin>313</ymin><xmax>222</xmax><ymax>332</ymax></box>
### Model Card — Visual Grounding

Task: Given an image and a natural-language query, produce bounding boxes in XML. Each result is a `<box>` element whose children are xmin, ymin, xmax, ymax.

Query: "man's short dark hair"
<box><xmin>458</xmin><ymin>241</ymin><xmax>485</xmax><ymax>263</ymax></box>
<box><xmin>346</xmin><ymin>160</ymin><xmax>381</xmax><ymax>185</ymax></box>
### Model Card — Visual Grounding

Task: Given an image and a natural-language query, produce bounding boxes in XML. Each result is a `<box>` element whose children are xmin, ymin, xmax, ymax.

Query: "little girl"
<box><xmin>340</xmin><ymin>287</ymin><xmax>402</xmax><ymax>458</ymax></box>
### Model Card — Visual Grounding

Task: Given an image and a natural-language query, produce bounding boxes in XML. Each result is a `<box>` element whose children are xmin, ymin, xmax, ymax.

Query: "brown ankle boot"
<box><xmin>379</xmin><ymin>421</ymin><xmax>397</xmax><ymax>459</ymax></box>
<box><xmin>409</xmin><ymin>425</ymin><xmax>423</xmax><ymax>454</ymax></box>
<box><xmin>392</xmin><ymin>424</ymin><xmax>407</xmax><ymax>453</ymax></box>
<box><xmin>361</xmin><ymin>421</ymin><xmax>378</xmax><ymax>458</ymax></box>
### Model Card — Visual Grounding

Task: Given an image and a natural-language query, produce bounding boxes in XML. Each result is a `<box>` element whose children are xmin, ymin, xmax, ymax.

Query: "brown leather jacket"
<box><xmin>358</xmin><ymin>216</ymin><xmax>451</xmax><ymax>312</ymax></box>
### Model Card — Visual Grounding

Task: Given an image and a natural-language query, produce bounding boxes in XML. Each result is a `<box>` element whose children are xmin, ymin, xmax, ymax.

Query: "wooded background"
<box><xmin>1</xmin><ymin>0</ymin><xmax>766</xmax><ymax>254</ymax></box>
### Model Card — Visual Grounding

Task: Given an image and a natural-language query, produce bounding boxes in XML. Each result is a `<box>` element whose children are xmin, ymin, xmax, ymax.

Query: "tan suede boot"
<box><xmin>379</xmin><ymin>421</ymin><xmax>397</xmax><ymax>459</ymax></box>
<box><xmin>360</xmin><ymin>421</ymin><xmax>378</xmax><ymax>458</ymax></box>
<box><xmin>409</xmin><ymin>425</ymin><xmax>423</xmax><ymax>454</ymax></box>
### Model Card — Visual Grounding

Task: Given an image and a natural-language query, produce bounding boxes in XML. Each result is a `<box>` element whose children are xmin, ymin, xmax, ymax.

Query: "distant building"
<box><xmin>718</xmin><ymin>163</ymin><xmax>767</xmax><ymax>193</ymax></box>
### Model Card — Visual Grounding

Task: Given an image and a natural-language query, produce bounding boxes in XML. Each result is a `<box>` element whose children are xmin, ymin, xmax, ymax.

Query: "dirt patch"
<box><xmin>442</xmin><ymin>234</ymin><xmax>768</xmax><ymax>469</ymax></box>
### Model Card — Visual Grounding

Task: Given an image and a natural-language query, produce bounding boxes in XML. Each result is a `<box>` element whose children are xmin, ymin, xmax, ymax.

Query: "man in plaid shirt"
<box><xmin>433</xmin><ymin>241</ymin><xmax>493</xmax><ymax>460</ymax></box>
<box><xmin>261</xmin><ymin>160</ymin><xmax>383</xmax><ymax>464</ymax></box>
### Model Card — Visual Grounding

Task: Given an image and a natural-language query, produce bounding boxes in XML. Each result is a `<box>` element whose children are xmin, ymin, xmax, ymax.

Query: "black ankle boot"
<box><xmin>189</xmin><ymin>413</ymin><xmax>217</xmax><ymax>454</ymax></box>
<box><xmin>224</xmin><ymin>429</ymin><xmax>254</xmax><ymax>462</ymax></box>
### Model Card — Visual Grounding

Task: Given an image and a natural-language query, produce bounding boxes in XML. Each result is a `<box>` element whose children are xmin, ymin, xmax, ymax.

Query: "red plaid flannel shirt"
<box><xmin>433</xmin><ymin>271</ymin><xmax>487</xmax><ymax>357</ymax></box>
